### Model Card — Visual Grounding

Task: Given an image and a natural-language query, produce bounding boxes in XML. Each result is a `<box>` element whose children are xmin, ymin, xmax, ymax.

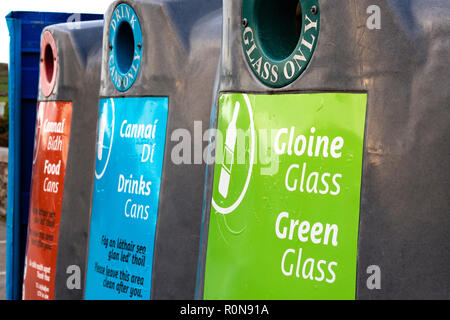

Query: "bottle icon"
<box><xmin>218</xmin><ymin>102</ymin><xmax>240</xmax><ymax>198</ymax></box>
<box><xmin>98</xmin><ymin>112</ymin><xmax>107</xmax><ymax>161</ymax></box>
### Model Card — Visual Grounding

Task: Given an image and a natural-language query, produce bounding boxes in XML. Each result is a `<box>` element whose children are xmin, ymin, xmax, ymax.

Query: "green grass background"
<box><xmin>0</xmin><ymin>63</ymin><xmax>8</xmax><ymax>97</ymax></box>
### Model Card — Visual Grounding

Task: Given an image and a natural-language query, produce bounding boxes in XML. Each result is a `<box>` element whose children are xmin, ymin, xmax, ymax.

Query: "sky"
<box><xmin>0</xmin><ymin>0</ymin><xmax>113</xmax><ymax>63</ymax></box>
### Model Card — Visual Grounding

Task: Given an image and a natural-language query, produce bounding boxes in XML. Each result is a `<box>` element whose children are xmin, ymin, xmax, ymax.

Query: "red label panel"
<box><xmin>23</xmin><ymin>101</ymin><xmax>72</xmax><ymax>300</ymax></box>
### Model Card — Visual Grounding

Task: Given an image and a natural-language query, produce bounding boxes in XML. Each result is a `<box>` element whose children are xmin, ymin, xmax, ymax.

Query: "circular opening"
<box><xmin>44</xmin><ymin>44</ymin><xmax>55</xmax><ymax>84</ymax></box>
<box><xmin>115</xmin><ymin>21</ymin><xmax>135</xmax><ymax>74</ymax></box>
<box><xmin>256</xmin><ymin>0</ymin><xmax>302</xmax><ymax>61</ymax></box>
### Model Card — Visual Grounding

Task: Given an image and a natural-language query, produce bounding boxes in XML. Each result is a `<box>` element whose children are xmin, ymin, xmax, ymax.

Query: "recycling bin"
<box><xmin>84</xmin><ymin>0</ymin><xmax>222</xmax><ymax>299</ymax></box>
<box><xmin>22</xmin><ymin>20</ymin><xmax>104</xmax><ymax>300</ymax></box>
<box><xmin>5</xmin><ymin>11</ymin><xmax>103</xmax><ymax>300</ymax></box>
<box><xmin>196</xmin><ymin>0</ymin><xmax>450</xmax><ymax>300</ymax></box>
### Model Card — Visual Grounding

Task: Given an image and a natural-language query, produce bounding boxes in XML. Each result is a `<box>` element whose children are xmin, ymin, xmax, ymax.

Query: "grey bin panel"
<box><xmin>197</xmin><ymin>0</ymin><xmax>450</xmax><ymax>299</ymax></box>
<box><xmin>98</xmin><ymin>0</ymin><xmax>222</xmax><ymax>299</ymax></box>
<box><xmin>38</xmin><ymin>20</ymin><xmax>104</xmax><ymax>300</ymax></box>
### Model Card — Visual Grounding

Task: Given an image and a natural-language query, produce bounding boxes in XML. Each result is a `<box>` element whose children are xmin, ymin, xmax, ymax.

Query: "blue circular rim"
<box><xmin>109</xmin><ymin>3</ymin><xmax>143</xmax><ymax>92</ymax></box>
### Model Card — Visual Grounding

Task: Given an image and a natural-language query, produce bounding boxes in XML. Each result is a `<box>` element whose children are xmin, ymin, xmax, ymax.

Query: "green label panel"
<box><xmin>204</xmin><ymin>93</ymin><xmax>367</xmax><ymax>300</ymax></box>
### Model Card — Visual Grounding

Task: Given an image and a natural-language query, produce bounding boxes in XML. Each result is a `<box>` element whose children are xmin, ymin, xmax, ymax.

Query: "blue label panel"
<box><xmin>85</xmin><ymin>97</ymin><xmax>168</xmax><ymax>300</ymax></box>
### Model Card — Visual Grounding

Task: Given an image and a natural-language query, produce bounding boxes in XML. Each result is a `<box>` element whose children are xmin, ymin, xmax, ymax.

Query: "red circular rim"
<box><xmin>40</xmin><ymin>31</ymin><xmax>58</xmax><ymax>97</ymax></box>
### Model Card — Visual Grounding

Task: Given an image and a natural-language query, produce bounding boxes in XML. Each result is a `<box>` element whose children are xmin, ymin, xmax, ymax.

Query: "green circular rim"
<box><xmin>241</xmin><ymin>0</ymin><xmax>320</xmax><ymax>88</ymax></box>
